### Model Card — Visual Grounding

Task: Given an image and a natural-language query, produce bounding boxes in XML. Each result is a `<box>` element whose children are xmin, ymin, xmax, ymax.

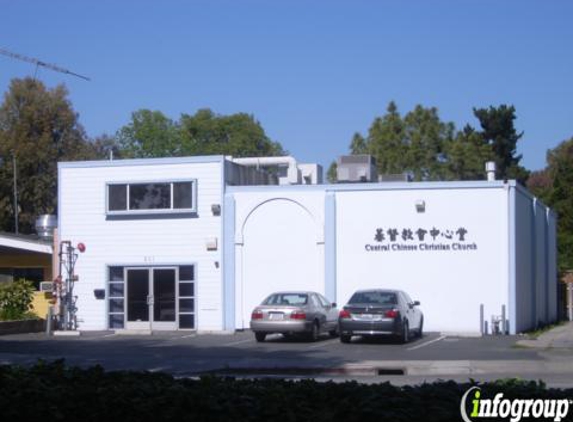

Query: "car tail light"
<box><xmin>385</xmin><ymin>309</ymin><xmax>399</xmax><ymax>318</ymax></box>
<box><xmin>339</xmin><ymin>309</ymin><xmax>351</xmax><ymax>319</ymax></box>
<box><xmin>290</xmin><ymin>310</ymin><xmax>306</xmax><ymax>320</ymax></box>
<box><xmin>251</xmin><ymin>310</ymin><xmax>263</xmax><ymax>320</ymax></box>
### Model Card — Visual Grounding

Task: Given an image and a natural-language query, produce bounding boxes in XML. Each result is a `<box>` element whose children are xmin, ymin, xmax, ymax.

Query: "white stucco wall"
<box><xmin>231</xmin><ymin>191</ymin><xmax>326</xmax><ymax>329</ymax></box>
<box><xmin>334</xmin><ymin>187</ymin><xmax>510</xmax><ymax>334</ymax></box>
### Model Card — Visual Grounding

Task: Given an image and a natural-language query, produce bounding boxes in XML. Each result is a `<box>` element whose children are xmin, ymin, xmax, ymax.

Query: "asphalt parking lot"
<box><xmin>1</xmin><ymin>330</ymin><xmax>570</xmax><ymax>386</ymax></box>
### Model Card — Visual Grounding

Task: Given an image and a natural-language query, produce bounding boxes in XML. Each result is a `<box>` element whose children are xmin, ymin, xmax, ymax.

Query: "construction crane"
<box><xmin>0</xmin><ymin>47</ymin><xmax>90</xmax><ymax>81</ymax></box>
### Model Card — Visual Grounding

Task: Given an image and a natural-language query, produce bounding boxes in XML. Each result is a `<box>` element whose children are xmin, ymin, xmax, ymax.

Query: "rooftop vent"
<box><xmin>378</xmin><ymin>173</ymin><xmax>411</xmax><ymax>182</ymax></box>
<box><xmin>35</xmin><ymin>214</ymin><xmax>57</xmax><ymax>240</ymax></box>
<box><xmin>337</xmin><ymin>155</ymin><xmax>378</xmax><ymax>183</ymax></box>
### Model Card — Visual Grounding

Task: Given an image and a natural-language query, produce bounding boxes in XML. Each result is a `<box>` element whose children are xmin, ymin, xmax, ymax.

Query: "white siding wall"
<box><xmin>335</xmin><ymin>188</ymin><xmax>510</xmax><ymax>334</ymax></box>
<box><xmin>59</xmin><ymin>160</ymin><xmax>223</xmax><ymax>331</ymax></box>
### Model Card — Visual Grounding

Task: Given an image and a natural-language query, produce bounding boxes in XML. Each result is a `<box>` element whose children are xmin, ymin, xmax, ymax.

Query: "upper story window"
<box><xmin>107</xmin><ymin>181</ymin><xmax>196</xmax><ymax>214</ymax></box>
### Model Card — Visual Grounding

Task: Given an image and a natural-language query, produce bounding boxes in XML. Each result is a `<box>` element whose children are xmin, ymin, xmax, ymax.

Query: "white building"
<box><xmin>58</xmin><ymin>155</ymin><xmax>557</xmax><ymax>335</ymax></box>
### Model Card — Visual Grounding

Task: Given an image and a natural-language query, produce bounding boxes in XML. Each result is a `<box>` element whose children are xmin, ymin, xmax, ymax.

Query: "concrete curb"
<box><xmin>516</xmin><ymin>322</ymin><xmax>573</xmax><ymax>349</ymax></box>
<box><xmin>202</xmin><ymin>359</ymin><xmax>573</xmax><ymax>377</ymax></box>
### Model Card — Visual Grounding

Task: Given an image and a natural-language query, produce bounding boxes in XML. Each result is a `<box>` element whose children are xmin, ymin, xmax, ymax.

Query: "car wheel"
<box><xmin>418</xmin><ymin>317</ymin><xmax>424</xmax><ymax>338</ymax></box>
<box><xmin>329</xmin><ymin>324</ymin><xmax>339</xmax><ymax>337</ymax></box>
<box><xmin>401</xmin><ymin>321</ymin><xmax>409</xmax><ymax>344</ymax></box>
<box><xmin>340</xmin><ymin>334</ymin><xmax>351</xmax><ymax>343</ymax></box>
<box><xmin>308</xmin><ymin>321</ymin><xmax>320</xmax><ymax>342</ymax></box>
<box><xmin>255</xmin><ymin>332</ymin><xmax>266</xmax><ymax>342</ymax></box>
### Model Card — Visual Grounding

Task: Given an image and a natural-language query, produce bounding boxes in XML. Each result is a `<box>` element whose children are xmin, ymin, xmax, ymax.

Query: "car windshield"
<box><xmin>348</xmin><ymin>291</ymin><xmax>397</xmax><ymax>305</ymax></box>
<box><xmin>263</xmin><ymin>293</ymin><xmax>308</xmax><ymax>306</ymax></box>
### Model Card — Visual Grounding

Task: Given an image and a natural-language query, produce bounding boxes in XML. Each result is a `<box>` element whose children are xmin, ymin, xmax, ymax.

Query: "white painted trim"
<box><xmin>0</xmin><ymin>236</ymin><xmax>52</xmax><ymax>254</ymax></box>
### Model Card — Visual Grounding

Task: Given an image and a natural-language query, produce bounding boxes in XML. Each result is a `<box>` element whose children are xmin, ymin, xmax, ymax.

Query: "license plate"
<box><xmin>269</xmin><ymin>313</ymin><xmax>284</xmax><ymax>321</ymax></box>
<box><xmin>353</xmin><ymin>314</ymin><xmax>381</xmax><ymax>321</ymax></box>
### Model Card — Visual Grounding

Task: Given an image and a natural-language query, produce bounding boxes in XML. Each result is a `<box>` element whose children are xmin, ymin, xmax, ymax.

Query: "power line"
<box><xmin>0</xmin><ymin>47</ymin><xmax>90</xmax><ymax>81</ymax></box>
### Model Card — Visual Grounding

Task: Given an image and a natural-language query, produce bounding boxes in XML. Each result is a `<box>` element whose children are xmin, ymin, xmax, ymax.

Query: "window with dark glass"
<box><xmin>108</xmin><ymin>185</ymin><xmax>127</xmax><ymax>211</ymax></box>
<box><xmin>178</xmin><ymin>265</ymin><xmax>195</xmax><ymax>330</ymax></box>
<box><xmin>173</xmin><ymin>182</ymin><xmax>193</xmax><ymax>209</ymax></box>
<box><xmin>107</xmin><ymin>266</ymin><xmax>125</xmax><ymax>329</ymax></box>
<box><xmin>107</xmin><ymin>181</ymin><xmax>195</xmax><ymax>213</ymax></box>
<box><xmin>129</xmin><ymin>183</ymin><xmax>170</xmax><ymax>210</ymax></box>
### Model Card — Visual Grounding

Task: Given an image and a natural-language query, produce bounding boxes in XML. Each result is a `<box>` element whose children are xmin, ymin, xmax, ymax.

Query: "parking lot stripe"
<box><xmin>308</xmin><ymin>339</ymin><xmax>339</xmax><ymax>349</ymax></box>
<box><xmin>406</xmin><ymin>335</ymin><xmax>446</xmax><ymax>351</ymax></box>
<box><xmin>224</xmin><ymin>338</ymin><xmax>253</xmax><ymax>346</ymax></box>
<box><xmin>178</xmin><ymin>334</ymin><xmax>197</xmax><ymax>339</ymax></box>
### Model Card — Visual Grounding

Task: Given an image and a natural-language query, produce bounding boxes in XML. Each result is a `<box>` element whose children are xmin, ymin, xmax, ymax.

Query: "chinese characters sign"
<box><xmin>366</xmin><ymin>226</ymin><xmax>477</xmax><ymax>252</ymax></box>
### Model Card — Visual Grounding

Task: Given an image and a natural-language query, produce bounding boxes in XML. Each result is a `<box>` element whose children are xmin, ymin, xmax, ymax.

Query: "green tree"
<box><xmin>445</xmin><ymin>125</ymin><xmax>493</xmax><ymax>180</ymax></box>
<box><xmin>547</xmin><ymin>139</ymin><xmax>573</xmax><ymax>270</ymax></box>
<box><xmin>0</xmin><ymin>78</ymin><xmax>92</xmax><ymax>233</ymax></box>
<box><xmin>326</xmin><ymin>161</ymin><xmax>338</xmax><ymax>183</ymax></box>
<box><xmin>473</xmin><ymin>105</ymin><xmax>529</xmax><ymax>182</ymax></box>
<box><xmin>115</xmin><ymin>108</ymin><xmax>285</xmax><ymax>159</ymax></box>
<box><xmin>403</xmin><ymin>105</ymin><xmax>455</xmax><ymax>181</ymax></box>
<box><xmin>526</xmin><ymin>137</ymin><xmax>573</xmax><ymax>271</ymax></box>
<box><xmin>91</xmin><ymin>134</ymin><xmax>122</xmax><ymax>160</ymax></box>
<box><xmin>179</xmin><ymin>108</ymin><xmax>285</xmax><ymax>157</ymax></box>
<box><xmin>116</xmin><ymin>110</ymin><xmax>180</xmax><ymax>158</ymax></box>
<box><xmin>364</xmin><ymin>101</ymin><xmax>408</xmax><ymax>175</ymax></box>
<box><xmin>349</xmin><ymin>133</ymin><xmax>367</xmax><ymax>155</ymax></box>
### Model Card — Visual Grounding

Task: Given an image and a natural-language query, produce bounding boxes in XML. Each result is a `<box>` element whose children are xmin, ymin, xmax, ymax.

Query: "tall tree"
<box><xmin>364</xmin><ymin>101</ymin><xmax>408</xmax><ymax>175</ymax></box>
<box><xmin>349</xmin><ymin>132</ymin><xmax>367</xmax><ymax>155</ymax></box>
<box><xmin>326</xmin><ymin>161</ymin><xmax>338</xmax><ymax>183</ymax></box>
<box><xmin>526</xmin><ymin>137</ymin><xmax>573</xmax><ymax>271</ymax></box>
<box><xmin>179</xmin><ymin>108</ymin><xmax>285</xmax><ymax>157</ymax></box>
<box><xmin>403</xmin><ymin>105</ymin><xmax>455</xmax><ymax>181</ymax></box>
<box><xmin>115</xmin><ymin>108</ymin><xmax>285</xmax><ymax>159</ymax></box>
<box><xmin>445</xmin><ymin>125</ymin><xmax>493</xmax><ymax>180</ymax></box>
<box><xmin>473</xmin><ymin>105</ymin><xmax>529</xmax><ymax>182</ymax></box>
<box><xmin>116</xmin><ymin>110</ymin><xmax>180</xmax><ymax>158</ymax></box>
<box><xmin>0</xmin><ymin>78</ymin><xmax>92</xmax><ymax>233</ymax></box>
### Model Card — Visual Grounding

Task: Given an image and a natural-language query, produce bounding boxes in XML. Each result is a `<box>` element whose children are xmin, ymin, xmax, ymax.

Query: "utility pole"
<box><xmin>12</xmin><ymin>153</ymin><xmax>18</xmax><ymax>234</ymax></box>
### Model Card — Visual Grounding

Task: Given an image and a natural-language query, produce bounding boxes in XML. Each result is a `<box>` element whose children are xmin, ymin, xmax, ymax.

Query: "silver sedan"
<box><xmin>250</xmin><ymin>291</ymin><xmax>339</xmax><ymax>342</ymax></box>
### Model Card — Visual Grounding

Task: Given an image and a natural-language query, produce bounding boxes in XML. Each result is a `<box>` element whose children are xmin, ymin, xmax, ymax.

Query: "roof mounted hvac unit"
<box><xmin>336</xmin><ymin>155</ymin><xmax>378</xmax><ymax>183</ymax></box>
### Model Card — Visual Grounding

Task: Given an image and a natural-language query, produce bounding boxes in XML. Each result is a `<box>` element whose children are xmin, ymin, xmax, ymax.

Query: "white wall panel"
<box><xmin>335</xmin><ymin>188</ymin><xmax>509</xmax><ymax>334</ymax></box>
<box><xmin>232</xmin><ymin>192</ymin><xmax>325</xmax><ymax>329</ymax></box>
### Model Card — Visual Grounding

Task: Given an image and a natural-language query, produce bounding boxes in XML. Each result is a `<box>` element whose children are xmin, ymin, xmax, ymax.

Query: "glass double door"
<box><xmin>126</xmin><ymin>268</ymin><xmax>176</xmax><ymax>330</ymax></box>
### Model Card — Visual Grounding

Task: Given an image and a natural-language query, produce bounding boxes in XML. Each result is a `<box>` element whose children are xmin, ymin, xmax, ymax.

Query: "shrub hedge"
<box><xmin>0</xmin><ymin>360</ymin><xmax>571</xmax><ymax>421</ymax></box>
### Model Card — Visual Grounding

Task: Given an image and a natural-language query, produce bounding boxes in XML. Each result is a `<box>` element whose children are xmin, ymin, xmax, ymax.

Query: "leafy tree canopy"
<box><xmin>0</xmin><ymin>78</ymin><xmax>93</xmax><ymax>233</ymax></box>
<box><xmin>115</xmin><ymin>108</ymin><xmax>285</xmax><ymax>159</ymax></box>
<box><xmin>343</xmin><ymin>101</ymin><xmax>528</xmax><ymax>183</ymax></box>
<box><xmin>527</xmin><ymin>138</ymin><xmax>573</xmax><ymax>270</ymax></box>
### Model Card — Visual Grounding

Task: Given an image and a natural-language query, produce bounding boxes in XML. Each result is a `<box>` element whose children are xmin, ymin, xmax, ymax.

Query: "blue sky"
<box><xmin>1</xmin><ymin>0</ymin><xmax>571</xmax><ymax>172</ymax></box>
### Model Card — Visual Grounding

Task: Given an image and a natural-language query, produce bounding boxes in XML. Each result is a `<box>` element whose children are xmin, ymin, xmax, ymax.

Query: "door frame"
<box><xmin>124</xmin><ymin>266</ymin><xmax>178</xmax><ymax>331</ymax></box>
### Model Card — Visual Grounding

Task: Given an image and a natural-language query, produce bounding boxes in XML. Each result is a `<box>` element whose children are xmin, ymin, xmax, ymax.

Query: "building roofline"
<box><xmin>58</xmin><ymin>155</ymin><xmax>226</xmax><ymax>169</ymax></box>
<box><xmin>226</xmin><ymin>179</ymin><xmax>518</xmax><ymax>193</ymax></box>
<box><xmin>0</xmin><ymin>232</ymin><xmax>52</xmax><ymax>254</ymax></box>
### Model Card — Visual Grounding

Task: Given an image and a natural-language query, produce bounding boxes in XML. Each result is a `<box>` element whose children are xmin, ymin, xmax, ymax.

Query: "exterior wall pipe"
<box><xmin>480</xmin><ymin>304</ymin><xmax>484</xmax><ymax>335</ymax></box>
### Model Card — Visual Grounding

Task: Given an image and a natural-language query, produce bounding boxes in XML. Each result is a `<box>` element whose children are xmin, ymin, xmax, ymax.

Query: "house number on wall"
<box><xmin>144</xmin><ymin>256</ymin><xmax>155</xmax><ymax>263</ymax></box>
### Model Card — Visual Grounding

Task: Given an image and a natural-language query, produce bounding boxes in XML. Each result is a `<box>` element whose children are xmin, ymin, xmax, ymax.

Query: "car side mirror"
<box><xmin>413</xmin><ymin>300</ymin><xmax>420</xmax><ymax>306</ymax></box>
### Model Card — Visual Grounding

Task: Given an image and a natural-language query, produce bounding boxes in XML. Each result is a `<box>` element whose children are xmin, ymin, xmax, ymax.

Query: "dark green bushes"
<box><xmin>0</xmin><ymin>361</ymin><xmax>571</xmax><ymax>422</ymax></box>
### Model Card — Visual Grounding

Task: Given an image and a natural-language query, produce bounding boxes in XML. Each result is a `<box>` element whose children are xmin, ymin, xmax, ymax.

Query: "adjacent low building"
<box><xmin>57</xmin><ymin>155</ymin><xmax>557</xmax><ymax>335</ymax></box>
